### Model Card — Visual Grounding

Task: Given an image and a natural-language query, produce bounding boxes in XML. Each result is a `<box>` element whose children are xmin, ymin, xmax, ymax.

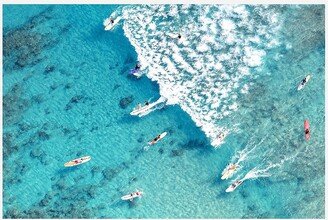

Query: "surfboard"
<box><xmin>148</xmin><ymin>132</ymin><xmax>167</xmax><ymax>145</ymax></box>
<box><xmin>221</xmin><ymin>164</ymin><xmax>238</xmax><ymax>180</ymax></box>
<box><xmin>104</xmin><ymin>16</ymin><xmax>122</xmax><ymax>31</ymax></box>
<box><xmin>304</xmin><ymin>120</ymin><xmax>310</xmax><ymax>141</ymax></box>
<box><xmin>64</xmin><ymin>156</ymin><xmax>91</xmax><ymax>167</ymax></box>
<box><xmin>226</xmin><ymin>180</ymin><xmax>243</xmax><ymax>193</ymax></box>
<box><xmin>297</xmin><ymin>75</ymin><xmax>311</xmax><ymax>91</ymax></box>
<box><xmin>121</xmin><ymin>191</ymin><xmax>142</xmax><ymax>201</ymax></box>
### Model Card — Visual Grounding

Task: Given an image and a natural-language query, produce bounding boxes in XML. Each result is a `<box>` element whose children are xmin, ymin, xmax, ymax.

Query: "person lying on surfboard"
<box><xmin>151</xmin><ymin>135</ymin><xmax>161</xmax><ymax>144</ymax></box>
<box><xmin>228</xmin><ymin>164</ymin><xmax>238</xmax><ymax>171</ymax></box>
<box><xmin>74</xmin><ymin>158</ymin><xmax>84</xmax><ymax>164</ymax></box>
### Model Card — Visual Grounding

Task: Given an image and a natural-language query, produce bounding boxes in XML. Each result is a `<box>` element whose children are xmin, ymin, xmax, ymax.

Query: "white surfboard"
<box><xmin>64</xmin><ymin>156</ymin><xmax>91</xmax><ymax>167</ymax></box>
<box><xmin>226</xmin><ymin>180</ymin><xmax>243</xmax><ymax>193</ymax></box>
<box><xmin>297</xmin><ymin>74</ymin><xmax>311</xmax><ymax>91</ymax></box>
<box><xmin>221</xmin><ymin>164</ymin><xmax>239</xmax><ymax>180</ymax></box>
<box><xmin>144</xmin><ymin>132</ymin><xmax>167</xmax><ymax>151</ymax></box>
<box><xmin>130</xmin><ymin>97</ymin><xmax>167</xmax><ymax>117</ymax></box>
<box><xmin>148</xmin><ymin>132</ymin><xmax>167</xmax><ymax>145</ymax></box>
<box><xmin>104</xmin><ymin>16</ymin><xmax>122</xmax><ymax>31</ymax></box>
<box><xmin>121</xmin><ymin>191</ymin><xmax>142</xmax><ymax>201</ymax></box>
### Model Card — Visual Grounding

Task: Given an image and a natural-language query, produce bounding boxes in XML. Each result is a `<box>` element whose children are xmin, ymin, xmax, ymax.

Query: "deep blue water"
<box><xmin>2</xmin><ymin>4</ymin><xmax>325</xmax><ymax>218</ymax></box>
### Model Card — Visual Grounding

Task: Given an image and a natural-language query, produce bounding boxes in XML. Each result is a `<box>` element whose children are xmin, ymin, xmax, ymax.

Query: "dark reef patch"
<box><xmin>30</xmin><ymin>148</ymin><xmax>45</xmax><ymax>158</ymax></box>
<box><xmin>64</xmin><ymin>83</ymin><xmax>73</xmax><ymax>90</ymax></box>
<box><xmin>170</xmin><ymin>149</ymin><xmax>184</xmax><ymax>157</ymax></box>
<box><xmin>158</xmin><ymin>148</ymin><xmax>164</xmax><ymax>154</ymax></box>
<box><xmin>3</xmin><ymin>7</ymin><xmax>55</xmax><ymax>71</ymax></box>
<box><xmin>16</xmin><ymin>121</ymin><xmax>33</xmax><ymax>134</ymax></box>
<box><xmin>44</xmin><ymin>108</ymin><xmax>51</xmax><ymax>115</ymax></box>
<box><xmin>102</xmin><ymin>167</ymin><xmax>122</xmax><ymax>181</ymax></box>
<box><xmin>179</xmin><ymin>139</ymin><xmax>206</xmax><ymax>151</ymax></box>
<box><xmin>3</xmin><ymin>132</ymin><xmax>19</xmax><ymax>159</ymax></box>
<box><xmin>5</xmin><ymin>180</ymin><xmax>101</xmax><ymax>218</ymax></box>
<box><xmin>90</xmin><ymin>126</ymin><xmax>99</xmax><ymax>132</ymax></box>
<box><xmin>91</xmin><ymin>166</ymin><xmax>102</xmax><ymax>177</ymax></box>
<box><xmin>3</xmin><ymin>6</ymin><xmax>71</xmax><ymax>72</ymax></box>
<box><xmin>31</xmin><ymin>94</ymin><xmax>45</xmax><ymax>104</ymax></box>
<box><xmin>112</xmin><ymin>84</ymin><xmax>121</xmax><ymax>91</ymax></box>
<box><xmin>37</xmin><ymin>130</ymin><xmax>51</xmax><ymax>141</ymax></box>
<box><xmin>44</xmin><ymin>64</ymin><xmax>56</xmax><ymax>74</ymax></box>
<box><xmin>3</xmin><ymin>83</ymin><xmax>30</xmax><ymax>126</ymax></box>
<box><xmin>137</xmin><ymin>137</ymin><xmax>144</xmax><ymax>143</ymax></box>
<box><xmin>49</xmin><ymin>83</ymin><xmax>59</xmax><ymax>92</ymax></box>
<box><xmin>119</xmin><ymin>95</ymin><xmax>134</xmax><ymax>109</ymax></box>
<box><xmin>108</xmin><ymin>62</ymin><xmax>119</xmax><ymax>70</ymax></box>
<box><xmin>65</xmin><ymin>94</ymin><xmax>88</xmax><ymax>111</ymax></box>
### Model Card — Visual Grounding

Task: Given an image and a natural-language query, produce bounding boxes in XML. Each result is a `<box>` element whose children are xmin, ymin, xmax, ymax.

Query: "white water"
<box><xmin>110</xmin><ymin>5</ymin><xmax>282</xmax><ymax>147</ymax></box>
<box><xmin>221</xmin><ymin>134</ymin><xmax>269</xmax><ymax>179</ymax></box>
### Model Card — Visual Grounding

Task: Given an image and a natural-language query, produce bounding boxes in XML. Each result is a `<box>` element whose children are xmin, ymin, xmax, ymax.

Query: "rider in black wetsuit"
<box><xmin>135</xmin><ymin>63</ymin><xmax>141</xmax><ymax>71</ymax></box>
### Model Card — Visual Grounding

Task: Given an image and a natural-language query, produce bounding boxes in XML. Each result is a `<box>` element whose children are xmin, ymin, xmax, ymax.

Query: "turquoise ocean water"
<box><xmin>2</xmin><ymin>5</ymin><xmax>325</xmax><ymax>218</ymax></box>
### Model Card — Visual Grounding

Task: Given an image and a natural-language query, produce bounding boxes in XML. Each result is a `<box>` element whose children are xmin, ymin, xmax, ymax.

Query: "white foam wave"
<box><xmin>111</xmin><ymin>5</ymin><xmax>282</xmax><ymax>147</ymax></box>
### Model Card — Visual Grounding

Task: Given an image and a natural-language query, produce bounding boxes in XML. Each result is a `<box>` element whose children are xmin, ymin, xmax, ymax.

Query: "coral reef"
<box><xmin>119</xmin><ymin>95</ymin><xmax>134</xmax><ymax>109</ymax></box>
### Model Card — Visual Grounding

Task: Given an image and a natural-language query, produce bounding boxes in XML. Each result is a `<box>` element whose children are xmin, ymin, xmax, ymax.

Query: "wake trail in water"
<box><xmin>236</xmin><ymin>134</ymin><xmax>268</xmax><ymax>164</ymax></box>
<box><xmin>241</xmin><ymin>148</ymin><xmax>303</xmax><ymax>182</ymax></box>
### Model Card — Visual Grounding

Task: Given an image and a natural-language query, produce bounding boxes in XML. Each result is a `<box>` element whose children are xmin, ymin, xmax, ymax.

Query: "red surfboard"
<box><xmin>304</xmin><ymin>120</ymin><xmax>310</xmax><ymax>141</ymax></box>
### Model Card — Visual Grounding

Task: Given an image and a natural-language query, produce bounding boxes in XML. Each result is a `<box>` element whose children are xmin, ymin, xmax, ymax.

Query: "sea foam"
<box><xmin>113</xmin><ymin>5</ymin><xmax>282</xmax><ymax>147</ymax></box>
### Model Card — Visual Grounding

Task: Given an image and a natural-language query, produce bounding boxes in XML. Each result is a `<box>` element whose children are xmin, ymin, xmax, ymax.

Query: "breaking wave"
<box><xmin>113</xmin><ymin>5</ymin><xmax>282</xmax><ymax>147</ymax></box>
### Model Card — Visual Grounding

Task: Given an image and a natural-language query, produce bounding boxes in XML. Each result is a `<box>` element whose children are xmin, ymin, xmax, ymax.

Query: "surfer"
<box><xmin>226</xmin><ymin>179</ymin><xmax>243</xmax><ymax>192</ymax></box>
<box><xmin>153</xmin><ymin>135</ymin><xmax>161</xmax><ymax>142</ymax></box>
<box><xmin>121</xmin><ymin>190</ymin><xmax>143</xmax><ymax>201</ymax></box>
<box><xmin>228</xmin><ymin>164</ymin><xmax>237</xmax><ymax>171</ymax></box>
<box><xmin>218</xmin><ymin>133</ymin><xmax>225</xmax><ymax>141</ymax></box>
<box><xmin>298</xmin><ymin>74</ymin><xmax>311</xmax><ymax>91</ymax></box>
<box><xmin>148</xmin><ymin>134</ymin><xmax>162</xmax><ymax>146</ymax></box>
<box><xmin>135</xmin><ymin>63</ymin><xmax>141</xmax><ymax>71</ymax></box>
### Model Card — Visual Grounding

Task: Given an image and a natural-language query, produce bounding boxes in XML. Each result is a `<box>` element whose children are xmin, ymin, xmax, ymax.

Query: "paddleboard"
<box><xmin>104</xmin><ymin>16</ymin><xmax>121</xmax><ymax>31</ymax></box>
<box><xmin>221</xmin><ymin>164</ymin><xmax>238</xmax><ymax>180</ymax></box>
<box><xmin>64</xmin><ymin>156</ymin><xmax>91</xmax><ymax>167</ymax></box>
<box><xmin>130</xmin><ymin>97</ymin><xmax>167</xmax><ymax>117</ymax></box>
<box><xmin>226</xmin><ymin>180</ymin><xmax>243</xmax><ymax>193</ymax></box>
<box><xmin>130</xmin><ymin>69</ymin><xmax>145</xmax><ymax>78</ymax></box>
<box><xmin>121</xmin><ymin>191</ymin><xmax>142</xmax><ymax>201</ymax></box>
<box><xmin>131</xmin><ymin>103</ymin><xmax>155</xmax><ymax>116</ymax></box>
<box><xmin>297</xmin><ymin>74</ymin><xmax>311</xmax><ymax>91</ymax></box>
<box><xmin>130</xmin><ymin>69</ymin><xmax>139</xmax><ymax>74</ymax></box>
<box><xmin>304</xmin><ymin>120</ymin><xmax>310</xmax><ymax>141</ymax></box>
<box><xmin>148</xmin><ymin>132</ymin><xmax>167</xmax><ymax>145</ymax></box>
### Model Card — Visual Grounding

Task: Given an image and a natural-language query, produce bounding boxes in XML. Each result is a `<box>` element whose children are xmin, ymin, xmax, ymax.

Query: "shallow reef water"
<box><xmin>2</xmin><ymin>4</ymin><xmax>325</xmax><ymax>219</ymax></box>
